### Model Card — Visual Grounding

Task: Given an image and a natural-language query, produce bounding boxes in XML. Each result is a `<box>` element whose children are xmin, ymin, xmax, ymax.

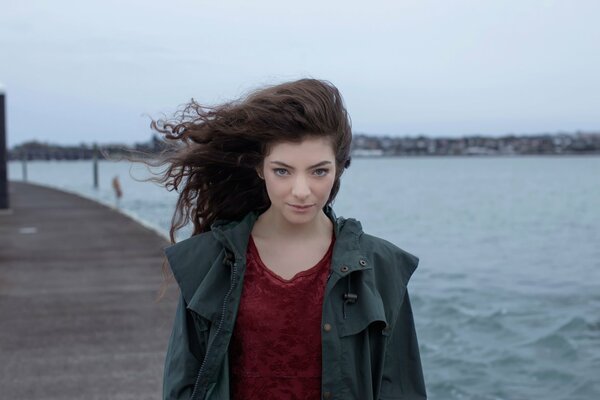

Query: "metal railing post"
<box><xmin>93</xmin><ymin>142</ymin><xmax>99</xmax><ymax>189</ymax></box>
<box><xmin>0</xmin><ymin>84</ymin><xmax>8</xmax><ymax>209</ymax></box>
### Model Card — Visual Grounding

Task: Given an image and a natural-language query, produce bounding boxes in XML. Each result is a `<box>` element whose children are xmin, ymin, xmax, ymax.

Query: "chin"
<box><xmin>282</xmin><ymin>208</ymin><xmax>319</xmax><ymax>223</ymax></box>
<box><xmin>284</xmin><ymin>211</ymin><xmax>316</xmax><ymax>223</ymax></box>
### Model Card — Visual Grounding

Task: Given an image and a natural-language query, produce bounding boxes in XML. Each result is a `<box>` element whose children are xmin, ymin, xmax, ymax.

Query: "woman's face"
<box><xmin>260</xmin><ymin>136</ymin><xmax>337</xmax><ymax>226</ymax></box>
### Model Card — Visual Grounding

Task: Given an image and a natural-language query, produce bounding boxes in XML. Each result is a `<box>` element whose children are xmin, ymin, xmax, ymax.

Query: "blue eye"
<box><xmin>273</xmin><ymin>168</ymin><xmax>288</xmax><ymax>176</ymax></box>
<box><xmin>314</xmin><ymin>168</ymin><xmax>329</xmax><ymax>177</ymax></box>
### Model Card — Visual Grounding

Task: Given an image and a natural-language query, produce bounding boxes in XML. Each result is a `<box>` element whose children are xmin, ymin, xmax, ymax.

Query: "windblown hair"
<box><xmin>149</xmin><ymin>78</ymin><xmax>352</xmax><ymax>244</ymax></box>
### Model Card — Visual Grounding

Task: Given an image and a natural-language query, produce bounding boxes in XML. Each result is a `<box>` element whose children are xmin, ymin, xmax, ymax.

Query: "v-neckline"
<box><xmin>248</xmin><ymin>233</ymin><xmax>334</xmax><ymax>283</ymax></box>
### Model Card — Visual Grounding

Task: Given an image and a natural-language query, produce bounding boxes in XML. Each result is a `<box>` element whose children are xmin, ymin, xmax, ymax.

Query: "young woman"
<box><xmin>153</xmin><ymin>78</ymin><xmax>426</xmax><ymax>400</ymax></box>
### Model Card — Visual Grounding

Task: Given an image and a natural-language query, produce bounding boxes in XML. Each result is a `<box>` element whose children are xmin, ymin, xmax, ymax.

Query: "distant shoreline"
<box><xmin>7</xmin><ymin>131</ymin><xmax>600</xmax><ymax>160</ymax></box>
<box><xmin>7</xmin><ymin>152</ymin><xmax>600</xmax><ymax>162</ymax></box>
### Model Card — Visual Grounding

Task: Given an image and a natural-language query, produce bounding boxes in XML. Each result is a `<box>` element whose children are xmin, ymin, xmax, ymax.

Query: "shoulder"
<box><xmin>163</xmin><ymin>231</ymin><xmax>224</xmax><ymax>304</ymax></box>
<box><xmin>359</xmin><ymin>231</ymin><xmax>420</xmax><ymax>287</ymax></box>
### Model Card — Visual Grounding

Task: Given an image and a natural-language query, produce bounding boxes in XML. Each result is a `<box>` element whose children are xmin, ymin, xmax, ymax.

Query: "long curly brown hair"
<box><xmin>149</xmin><ymin>78</ymin><xmax>353</xmax><ymax>246</ymax></box>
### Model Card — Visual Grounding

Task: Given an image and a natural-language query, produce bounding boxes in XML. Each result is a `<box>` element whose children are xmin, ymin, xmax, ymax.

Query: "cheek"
<box><xmin>264</xmin><ymin>177</ymin><xmax>287</xmax><ymax>197</ymax></box>
<box><xmin>317</xmin><ymin>177</ymin><xmax>336</xmax><ymax>196</ymax></box>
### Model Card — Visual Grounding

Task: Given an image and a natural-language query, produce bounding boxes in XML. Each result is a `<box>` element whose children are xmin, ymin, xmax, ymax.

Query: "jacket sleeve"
<box><xmin>379</xmin><ymin>289</ymin><xmax>427</xmax><ymax>400</ymax></box>
<box><xmin>163</xmin><ymin>292</ymin><xmax>204</xmax><ymax>400</ymax></box>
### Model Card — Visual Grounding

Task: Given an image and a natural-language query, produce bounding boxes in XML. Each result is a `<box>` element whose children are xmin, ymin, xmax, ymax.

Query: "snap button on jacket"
<box><xmin>162</xmin><ymin>205</ymin><xmax>427</xmax><ymax>400</ymax></box>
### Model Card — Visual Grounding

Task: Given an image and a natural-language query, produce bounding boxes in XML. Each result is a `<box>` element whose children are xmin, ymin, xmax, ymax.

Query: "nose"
<box><xmin>291</xmin><ymin>174</ymin><xmax>310</xmax><ymax>200</ymax></box>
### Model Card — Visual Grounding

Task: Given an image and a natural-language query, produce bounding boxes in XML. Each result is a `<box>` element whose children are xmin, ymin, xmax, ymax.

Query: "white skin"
<box><xmin>251</xmin><ymin>136</ymin><xmax>337</xmax><ymax>279</ymax></box>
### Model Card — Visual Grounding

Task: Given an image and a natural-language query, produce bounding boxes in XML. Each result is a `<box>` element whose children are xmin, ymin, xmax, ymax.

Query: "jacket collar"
<box><xmin>166</xmin><ymin>204</ymin><xmax>382</xmax><ymax>325</ymax></box>
<box><xmin>209</xmin><ymin>204</ymin><xmax>370</xmax><ymax>277</ymax></box>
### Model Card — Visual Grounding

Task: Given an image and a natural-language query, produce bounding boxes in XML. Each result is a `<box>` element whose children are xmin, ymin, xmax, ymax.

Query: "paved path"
<box><xmin>0</xmin><ymin>182</ymin><xmax>177</xmax><ymax>400</ymax></box>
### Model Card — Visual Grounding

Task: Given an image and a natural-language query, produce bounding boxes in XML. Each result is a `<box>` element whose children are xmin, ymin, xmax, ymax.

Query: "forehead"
<box><xmin>265</xmin><ymin>137</ymin><xmax>335</xmax><ymax>161</ymax></box>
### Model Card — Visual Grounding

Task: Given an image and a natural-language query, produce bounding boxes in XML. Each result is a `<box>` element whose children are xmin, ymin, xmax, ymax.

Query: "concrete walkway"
<box><xmin>0</xmin><ymin>182</ymin><xmax>177</xmax><ymax>400</ymax></box>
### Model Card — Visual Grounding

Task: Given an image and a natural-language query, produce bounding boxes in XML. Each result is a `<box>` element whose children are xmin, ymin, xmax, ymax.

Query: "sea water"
<box><xmin>8</xmin><ymin>156</ymin><xmax>600</xmax><ymax>400</ymax></box>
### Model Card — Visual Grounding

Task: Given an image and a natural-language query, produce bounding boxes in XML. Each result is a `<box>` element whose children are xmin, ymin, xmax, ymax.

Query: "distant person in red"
<box><xmin>112</xmin><ymin>175</ymin><xmax>122</xmax><ymax>206</ymax></box>
<box><xmin>149</xmin><ymin>79</ymin><xmax>426</xmax><ymax>400</ymax></box>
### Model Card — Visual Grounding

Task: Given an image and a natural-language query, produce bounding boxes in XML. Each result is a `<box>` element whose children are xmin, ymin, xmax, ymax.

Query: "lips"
<box><xmin>289</xmin><ymin>204</ymin><xmax>313</xmax><ymax>209</ymax></box>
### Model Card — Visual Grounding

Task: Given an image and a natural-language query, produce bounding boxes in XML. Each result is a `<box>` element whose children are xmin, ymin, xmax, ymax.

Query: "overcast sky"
<box><xmin>1</xmin><ymin>0</ymin><xmax>599</xmax><ymax>146</ymax></box>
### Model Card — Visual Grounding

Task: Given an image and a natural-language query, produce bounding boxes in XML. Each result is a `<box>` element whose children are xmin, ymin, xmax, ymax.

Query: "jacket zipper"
<box><xmin>190</xmin><ymin>254</ymin><xmax>238</xmax><ymax>400</ymax></box>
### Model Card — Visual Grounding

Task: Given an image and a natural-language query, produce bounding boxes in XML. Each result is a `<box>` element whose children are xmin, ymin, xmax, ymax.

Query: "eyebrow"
<box><xmin>269</xmin><ymin>161</ymin><xmax>333</xmax><ymax>169</ymax></box>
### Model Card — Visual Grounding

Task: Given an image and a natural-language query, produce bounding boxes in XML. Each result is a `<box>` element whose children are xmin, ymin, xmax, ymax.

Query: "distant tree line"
<box><xmin>351</xmin><ymin>132</ymin><xmax>600</xmax><ymax>156</ymax></box>
<box><xmin>8</xmin><ymin>135</ymin><xmax>167</xmax><ymax>161</ymax></box>
<box><xmin>7</xmin><ymin>131</ymin><xmax>600</xmax><ymax>161</ymax></box>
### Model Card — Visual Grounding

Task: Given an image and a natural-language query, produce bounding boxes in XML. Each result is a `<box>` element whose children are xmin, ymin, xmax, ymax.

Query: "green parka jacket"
<box><xmin>162</xmin><ymin>205</ymin><xmax>427</xmax><ymax>400</ymax></box>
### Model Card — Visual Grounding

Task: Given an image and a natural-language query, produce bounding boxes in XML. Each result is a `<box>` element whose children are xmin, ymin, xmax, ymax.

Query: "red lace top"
<box><xmin>229</xmin><ymin>233</ymin><xmax>335</xmax><ymax>400</ymax></box>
